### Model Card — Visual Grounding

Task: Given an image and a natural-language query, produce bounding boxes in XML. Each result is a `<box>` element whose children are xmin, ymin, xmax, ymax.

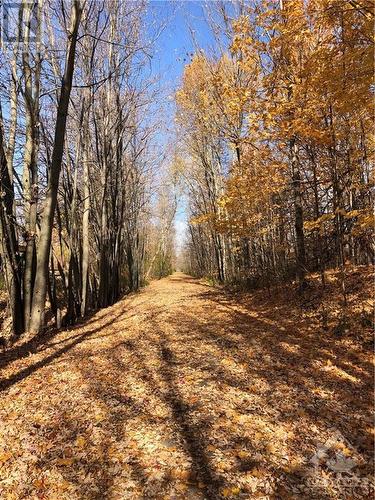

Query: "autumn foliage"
<box><xmin>177</xmin><ymin>0</ymin><xmax>373</xmax><ymax>285</ymax></box>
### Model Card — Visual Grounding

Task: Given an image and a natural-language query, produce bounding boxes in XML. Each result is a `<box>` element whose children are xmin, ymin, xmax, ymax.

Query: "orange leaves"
<box><xmin>32</xmin><ymin>478</ymin><xmax>46</xmax><ymax>489</ymax></box>
<box><xmin>0</xmin><ymin>272</ymin><xmax>373</xmax><ymax>499</ymax></box>
<box><xmin>190</xmin><ymin>212</ymin><xmax>215</xmax><ymax>226</ymax></box>
<box><xmin>55</xmin><ymin>457</ymin><xmax>75</xmax><ymax>466</ymax></box>
<box><xmin>170</xmin><ymin>468</ymin><xmax>191</xmax><ymax>480</ymax></box>
<box><xmin>0</xmin><ymin>451</ymin><xmax>12</xmax><ymax>465</ymax></box>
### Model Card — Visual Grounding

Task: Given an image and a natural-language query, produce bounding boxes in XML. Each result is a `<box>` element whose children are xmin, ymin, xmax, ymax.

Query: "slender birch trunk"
<box><xmin>81</xmin><ymin>98</ymin><xmax>90</xmax><ymax>316</ymax></box>
<box><xmin>22</xmin><ymin>1</ymin><xmax>41</xmax><ymax>330</ymax></box>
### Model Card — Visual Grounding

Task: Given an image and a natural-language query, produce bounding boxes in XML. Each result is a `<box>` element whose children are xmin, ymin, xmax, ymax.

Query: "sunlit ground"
<box><xmin>0</xmin><ymin>272</ymin><xmax>373</xmax><ymax>499</ymax></box>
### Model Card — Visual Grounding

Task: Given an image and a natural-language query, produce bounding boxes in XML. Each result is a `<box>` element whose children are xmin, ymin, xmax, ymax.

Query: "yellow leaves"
<box><xmin>75</xmin><ymin>435</ymin><xmax>86</xmax><ymax>448</ymax></box>
<box><xmin>331</xmin><ymin>366</ymin><xmax>359</xmax><ymax>383</ymax></box>
<box><xmin>216</xmin><ymin>156</ymin><xmax>285</xmax><ymax>238</ymax></box>
<box><xmin>177</xmin><ymin>0</ymin><xmax>373</xmax><ymax>251</ymax></box>
<box><xmin>55</xmin><ymin>457</ymin><xmax>75</xmax><ymax>466</ymax></box>
<box><xmin>236</xmin><ymin>450</ymin><xmax>249</xmax><ymax>459</ymax></box>
<box><xmin>282</xmin><ymin>458</ymin><xmax>303</xmax><ymax>474</ymax></box>
<box><xmin>5</xmin><ymin>493</ymin><xmax>18</xmax><ymax>500</ymax></box>
<box><xmin>253</xmin><ymin>431</ymin><xmax>264</xmax><ymax>442</ymax></box>
<box><xmin>274</xmin><ymin>427</ymin><xmax>292</xmax><ymax>441</ymax></box>
<box><xmin>221</xmin><ymin>486</ymin><xmax>241</xmax><ymax>497</ymax></box>
<box><xmin>229</xmin><ymin>0</ymin><xmax>373</xmax><ymax>144</ymax></box>
<box><xmin>266</xmin><ymin>442</ymin><xmax>277</xmax><ymax>454</ymax></box>
<box><xmin>232</xmin><ymin>15</ymin><xmax>250</xmax><ymax>35</ymax></box>
<box><xmin>304</xmin><ymin>213</ymin><xmax>335</xmax><ymax>233</ymax></box>
<box><xmin>320</xmin><ymin>359</ymin><xmax>360</xmax><ymax>383</ymax></box>
<box><xmin>177</xmin><ymin>49</ymin><xmax>256</xmax><ymax>140</ymax></box>
<box><xmin>94</xmin><ymin>412</ymin><xmax>106</xmax><ymax>423</ymax></box>
<box><xmin>343</xmin><ymin>209</ymin><xmax>361</xmax><ymax>218</ymax></box>
<box><xmin>222</xmin><ymin>357</ymin><xmax>236</xmax><ymax>367</ymax></box>
<box><xmin>312</xmin><ymin>387</ymin><xmax>329</xmax><ymax>397</ymax></box>
<box><xmin>250</xmin><ymin>467</ymin><xmax>267</xmax><ymax>478</ymax></box>
<box><xmin>352</xmin><ymin>211</ymin><xmax>375</xmax><ymax>234</ymax></box>
<box><xmin>217</xmin><ymin>460</ymin><xmax>232</xmax><ymax>472</ymax></box>
<box><xmin>0</xmin><ymin>451</ymin><xmax>12</xmax><ymax>465</ymax></box>
<box><xmin>335</xmin><ymin>442</ymin><xmax>353</xmax><ymax>457</ymax></box>
<box><xmin>305</xmin><ymin>208</ymin><xmax>374</xmax><ymax>236</ymax></box>
<box><xmin>190</xmin><ymin>212</ymin><xmax>215</xmax><ymax>225</ymax></box>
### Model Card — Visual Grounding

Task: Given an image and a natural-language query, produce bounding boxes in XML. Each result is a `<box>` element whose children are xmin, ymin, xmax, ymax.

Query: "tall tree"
<box><xmin>29</xmin><ymin>0</ymin><xmax>82</xmax><ymax>333</ymax></box>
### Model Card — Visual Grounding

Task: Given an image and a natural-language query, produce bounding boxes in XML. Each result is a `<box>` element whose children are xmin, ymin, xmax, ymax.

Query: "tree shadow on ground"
<box><xmin>0</xmin><ymin>274</ymin><xmax>373</xmax><ymax>499</ymax></box>
<box><xmin>158</xmin><ymin>337</ymin><xmax>223</xmax><ymax>499</ymax></box>
<box><xmin>0</xmin><ymin>309</ymin><xmax>125</xmax><ymax>392</ymax></box>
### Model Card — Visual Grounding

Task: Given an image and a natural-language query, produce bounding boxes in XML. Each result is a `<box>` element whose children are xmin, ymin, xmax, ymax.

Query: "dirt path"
<box><xmin>0</xmin><ymin>273</ymin><xmax>373</xmax><ymax>499</ymax></box>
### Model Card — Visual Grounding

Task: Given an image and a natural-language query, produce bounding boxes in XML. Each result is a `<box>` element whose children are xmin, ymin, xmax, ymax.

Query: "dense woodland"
<box><xmin>0</xmin><ymin>0</ymin><xmax>176</xmax><ymax>338</ymax></box>
<box><xmin>0</xmin><ymin>1</ymin><xmax>373</xmax><ymax>335</ymax></box>
<box><xmin>177</xmin><ymin>0</ymin><xmax>373</xmax><ymax>291</ymax></box>
<box><xmin>0</xmin><ymin>1</ymin><xmax>373</xmax><ymax>499</ymax></box>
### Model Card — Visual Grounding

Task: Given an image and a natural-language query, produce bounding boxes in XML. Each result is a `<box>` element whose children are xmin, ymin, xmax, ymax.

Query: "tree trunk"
<box><xmin>0</xmin><ymin>116</ymin><xmax>24</xmax><ymax>335</ymax></box>
<box><xmin>290</xmin><ymin>137</ymin><xmax>306</xmax><ymax>291</ymax></box>
<box><xmin>81</xmin><ymin>122</ymin><xmax>90</xmax><ymax>316</ymax></box>
<box><xmin>22</xmin><ymin>2</ymin><xmax>40</xmax><ymax>330</ymax></box>
<box><xmin>29</xmin><ymin>0</ymin><xmax>82</xmax><ymax>333</ymax></box>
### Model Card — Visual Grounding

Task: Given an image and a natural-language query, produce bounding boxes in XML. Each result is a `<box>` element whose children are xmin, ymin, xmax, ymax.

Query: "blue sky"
<box><xmin>146</xmin><ymin>1</ymin><xmax>217</xmax><ymax>254</ymax></box>
<box><xmin>147</xmin><ymin>1</ymin><xmax>216</xmax><ymax>91</ymax></box>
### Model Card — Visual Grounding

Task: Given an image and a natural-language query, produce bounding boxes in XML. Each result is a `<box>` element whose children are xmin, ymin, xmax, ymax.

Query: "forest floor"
<box><xmin>0</xmin><ymin>269</ymin><xmax>373</xmax><ymax>500</ymax></box>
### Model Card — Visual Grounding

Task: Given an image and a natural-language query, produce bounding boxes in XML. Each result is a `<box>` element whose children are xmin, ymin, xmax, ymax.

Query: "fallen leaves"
<box><xmin>170</xmin><ymin>468</ymin><xmax>190</xmax><ymax>480</ymax></box>
<box><xmin>221</xmin><ymin>485</ymin><xmax>241</xmax><ymax>497</ymax></box>
<box><xmin>75</xmin><ymin>435</ymin><xmax>86</xmax><ymax>448</ymax></box>
<box><xmin>0</xmin><ymin>452</ymin><xmax>12</xmax><ymax>465</ymax></box>
<box><xmin>55</xmin><ymin>457</ymin><xmax>75</xmax><ymax>466</ymax></box>
<box><xmin>0</xmin><ymin>272</ymin><xmax>373</xmax><ymax>499</ymax></box>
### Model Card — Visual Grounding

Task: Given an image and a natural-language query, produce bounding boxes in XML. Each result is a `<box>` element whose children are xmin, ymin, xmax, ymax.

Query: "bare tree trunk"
<box><xmin>6</xmin><ymin>8</ymin><xmax>21</xmax><ymax>185</ymax></box>
<box><xmin>290</xmin><ymin>137</ymin><xmax>306</xmax><ymax>291</ymax></box>
<box><xmin>0</xmin><ymin>117</ymin><xmax>24</xmax><ymax>335</ymax></box>
<box><xmin>81</xmin><ymin>108</ymin><xmax>90</xmax><ymax>316</ymax></box>
<box><xmin>29</xmin><ymin>0</ymin><xmax>82</xmax><ymax>333</ymax></box>
<box><xmin>22</xmin><ymin>1</ymin><xmax>40</xmax><ymax>330</ymax></box>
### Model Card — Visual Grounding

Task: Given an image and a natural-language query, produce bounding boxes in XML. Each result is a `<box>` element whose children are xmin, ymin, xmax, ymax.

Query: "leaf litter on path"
<box><xmin>0</xmin><ymin>272</ymin><xmax>373</xmax><ymax>499</ymax></box>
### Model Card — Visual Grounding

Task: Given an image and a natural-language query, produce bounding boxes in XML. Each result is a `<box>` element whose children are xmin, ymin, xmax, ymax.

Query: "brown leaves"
<box><xmin>55</xmin><ymin>457</ymin><xmax>75</xmax><ymax>466</ymax></box>
<box><xmin>0</xmin><ymin>272</ymin><xmax>373</xmax><ymax>499</ymax></box>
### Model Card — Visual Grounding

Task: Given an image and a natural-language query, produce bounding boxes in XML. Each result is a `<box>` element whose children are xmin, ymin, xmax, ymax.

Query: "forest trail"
<box><xmin>0</xmin><ymin>273</ymin><xmax>373</xmax><ymax>499</ymax></box>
